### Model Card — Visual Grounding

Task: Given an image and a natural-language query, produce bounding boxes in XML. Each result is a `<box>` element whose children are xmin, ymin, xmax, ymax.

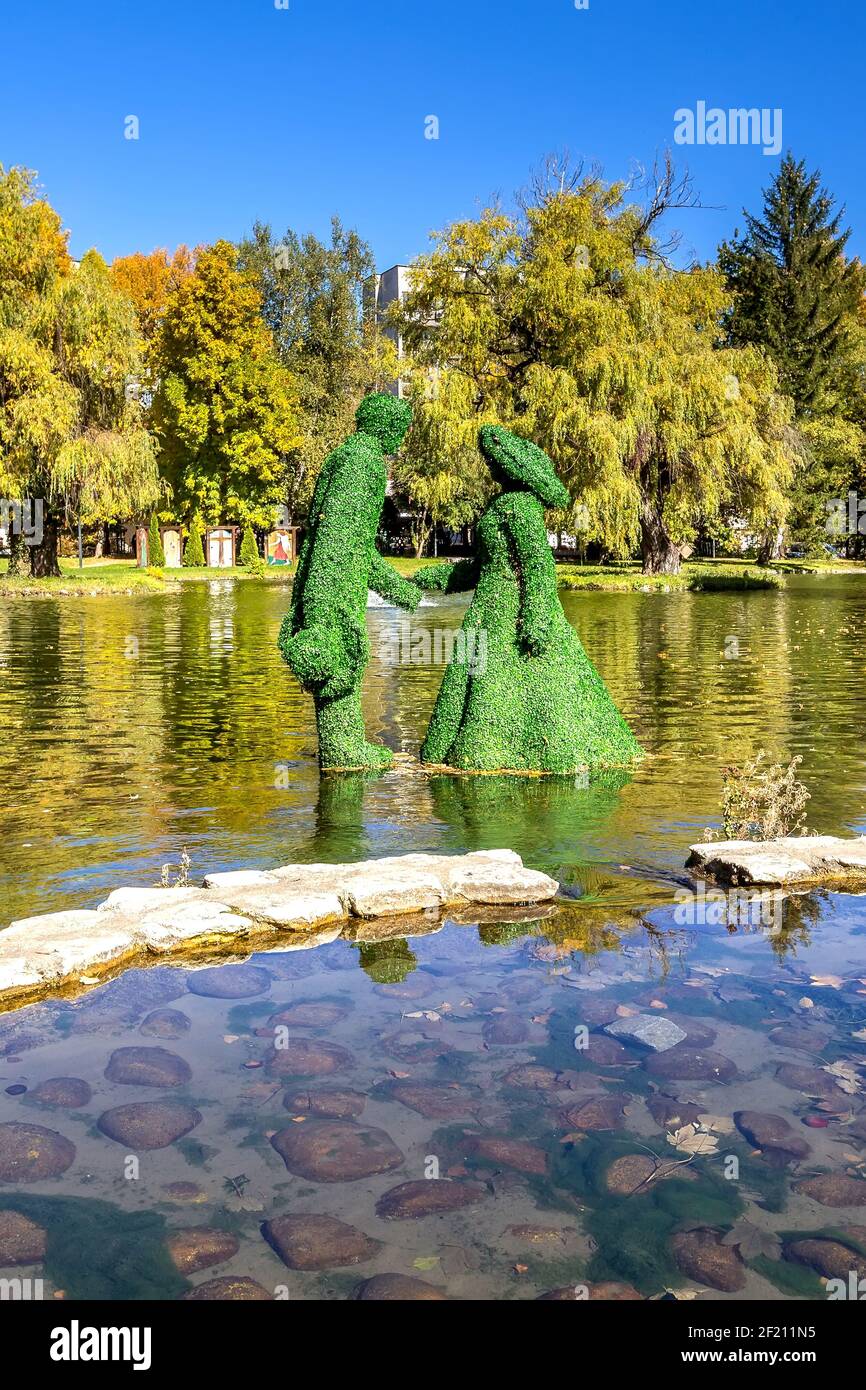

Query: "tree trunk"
<box><xmin>412</xmin><ymin>510</ymin><xmax>431</xmax><ymax>559</ymax></box>
<box><xmin>27</xmin><ymin>512</ymin><xmax>61</xmax><ymax>578</ymax></box>
<box><xmin>757</xmin><ymin>524</ymin><xmax>785</xmax><ymax>566</ymax></box>
<box><xmin>7</xmin><ymin>532</ymin><xmax>31</xmax><ymax>577</ymax></box>
<box><xmin>640</xmin><ymin>513</ymin><xmax>683</xmax><ymax>574</ymax></box>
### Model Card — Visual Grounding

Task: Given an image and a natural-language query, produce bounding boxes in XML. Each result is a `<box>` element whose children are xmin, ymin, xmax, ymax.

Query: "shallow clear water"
<box><xmin>1</xmin><ymin>577</ymin><xmax>865</xmax><ymax>1300</ymax></box>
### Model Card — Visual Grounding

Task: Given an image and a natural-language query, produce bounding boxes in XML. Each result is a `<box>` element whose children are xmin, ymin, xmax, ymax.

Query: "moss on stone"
<box><xmin>0</xmin><ymin>1194</ymin><xmax>188</xmax><ymax>1300</ymax></box>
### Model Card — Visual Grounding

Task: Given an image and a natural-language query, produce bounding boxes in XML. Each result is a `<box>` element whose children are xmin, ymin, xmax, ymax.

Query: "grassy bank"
<box><xmin>393</xmin><ymin>556</ymin><xmax>787</xmax><ymax>591</ymax></box>
<box><xmin>555</xmin><ymin>560</ymin><xmax>785</xmax><ymax>592</ymax></box>
<box><xmin>0</xmin><ymin>557</ymin><xmax>293</xmax><ymax>596</ymax></box>
<box><xmin>3</xmin><ymin>552</ymin><xmax>863</xmax><ymax>598</ymax></box>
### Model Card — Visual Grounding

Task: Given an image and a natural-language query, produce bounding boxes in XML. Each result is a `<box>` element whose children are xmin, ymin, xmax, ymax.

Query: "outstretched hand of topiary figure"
<box><xmin>279</xmin><ymin>392</ymin><xmax>421</xmax><ymax>770</ymax></box>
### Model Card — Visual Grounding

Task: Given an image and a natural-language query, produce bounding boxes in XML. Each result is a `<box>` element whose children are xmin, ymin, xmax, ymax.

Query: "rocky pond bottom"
<box><xmin>1</xmin><ymin>883</ymin><xmax>866</xmax><ymax>1302</ymax></box>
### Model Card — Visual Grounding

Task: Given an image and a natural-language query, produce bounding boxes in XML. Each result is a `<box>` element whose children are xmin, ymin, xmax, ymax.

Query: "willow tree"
<box><xmin>391</xmin><ymin>369</ymin><xmax>491</xmax><ymax>555</ymax></box>
<box><xmin>0</xmin><ymin>166</ymin><xmax>74</xmax><ymax>574</ymax></box>
<box><xmin>396</xmin><ymin>168</ymin><xmax>796</xmax><ymax>573</ymax></box>
<box><xmin>0</xmin><ymin>169</ymin><xmax>158</xmax><ymax>575</ymax></box>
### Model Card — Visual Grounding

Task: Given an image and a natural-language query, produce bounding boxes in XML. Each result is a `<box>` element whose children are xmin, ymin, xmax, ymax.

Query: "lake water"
<box><xmin>1</xmin><ymin>576</ymin><xmax>865</xmax><ymax>1300</ymax></box>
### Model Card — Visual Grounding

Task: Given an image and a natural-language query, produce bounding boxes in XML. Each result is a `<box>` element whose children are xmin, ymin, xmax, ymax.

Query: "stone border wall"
<box><xmin>0</xmin><ymin>850</ymin><xmax>559</xmax><ymax>1005</ymax></box>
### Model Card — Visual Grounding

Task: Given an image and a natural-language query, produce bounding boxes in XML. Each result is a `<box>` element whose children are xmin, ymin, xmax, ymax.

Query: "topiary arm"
<box><xmin>368</xmin><ymin>552</ymin><xmax>422</xmax><ymax>611</ymax></box>
<box><xmin>502</xmin><ymin>493</ymin><xmax>557</xmax><ymax>656</ymax></box>
<box><xmin>410</xmin><ymin>559</ymin><xmax>480</xmax><ymax>593</ymax></box>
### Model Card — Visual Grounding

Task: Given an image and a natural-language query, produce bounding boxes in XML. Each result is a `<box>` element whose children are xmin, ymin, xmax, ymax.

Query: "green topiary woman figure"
<box><xmin>279</xmin><ymin>393</ymin><xmax>421</xmax><ymax>770</ymax></box>
<box><xmin>412</xmin><ymin>425</ymin><xmax>643</xmax><ymax>774</ymax></box>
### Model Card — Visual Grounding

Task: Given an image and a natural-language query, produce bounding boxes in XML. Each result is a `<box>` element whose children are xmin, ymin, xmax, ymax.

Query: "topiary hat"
<box><xmin>355</xmin><ymin>392</ymin><xmax>413</xmax><ymax>455</ymax></box>
<box><xmin>479</xmin><ymin>425</ymin><xmax>570</xmax><ymax>509</ymax></box>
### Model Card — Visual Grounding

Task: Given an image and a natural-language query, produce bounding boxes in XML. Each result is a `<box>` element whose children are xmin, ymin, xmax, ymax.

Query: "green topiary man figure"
<box><xmin>279</xmin><ymin>392</ymin><xmax>421</xmax><ymax>770</ymax></box>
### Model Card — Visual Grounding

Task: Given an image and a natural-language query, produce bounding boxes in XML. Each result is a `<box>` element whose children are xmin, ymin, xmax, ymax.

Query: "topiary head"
<box><xmin>479</xmin><ymin>424</ymin><xmax>571</xmax><ymax>509</ymax></box>
<box><xmin>355</xmin><ymin>393</ymin><xmax>413</xmax><ymax>455</ymax></box>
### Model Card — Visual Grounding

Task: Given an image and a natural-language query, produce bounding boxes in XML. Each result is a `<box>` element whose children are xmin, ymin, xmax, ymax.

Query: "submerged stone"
<box><xmin>262</xmin><ymin>1213</ymin><xmax>380</xmax><ymax>1269</ymax></box>
<box><xmin>97</xmin><ymin>1101</ymin><xmax>202</xmax><ymax>1149</ymax></box>
<box><xmin>186</xmin><ymin>964</ymin><xmax>271</xmax><ymax>999</ymax></box>
<box><xmin>268</xmin><ymin>1002</ymin><xmax>350</xmax><ymax>1029</ymax></box>
<box><xmin>140</xmin><ymin>1009</ymin><xmax>191</xmax><ymax>1039</ymax></box>
<box><xmin>270</xmin><ymin>1119</ymin><xmax>404</xmax><ymax>1182</ymax></box>
<box><xmin>606</xmin><ymin>1014</ymin><xmax>687</xmax><ymax>1052</ymax></box>
<box><xmin>538</xmin><ymin>1281</ymin><xmax>642</xmax><ymax>1300</ymax></box>
<box><xmin>644</xmin><ymin>1046</ymin><xmax>737</xmax><ymax>1083</ymax></box>
<box><xmin>182</xmin><ymin>1276</ymin><xmax>271</xmax><ymax>1300</ymax></box>
<box><xmin>785</xmin><ymin>1237</ymin><xmax>866</xmax><ymax>1281</ymax></box>
<box><xmin>584</xmin><ymin>1034</ymin><xmax>637</xmax><ymax>1067</ymax></box>
<box><xmin>354</xmin><ymin>1273</ymin><xmax>447</xmax><ymax>1300</ymax></box>
<box><xmin>385</xmin><ymin>1080</ymin><xmax>478</xmax><ymax>1120</ymax></box>
<box><xmin>562</xmin><ymin>1093</ymin><xmax>628</xmax><ymax>1132</ymax></box>
<box><xmin>464</xmin><ymin>1135</ymin><xmax>547</xmax><ymax>1176</ymax></box>
<box><xmin>104</xmin><ymin>1046</ymin><xmax>191</xmax><ymax>1087</ymax></box>
<box><xmin>266</xmin><ymin>1039</ymin><xmax>354</xmax><ymax>1078</ymax></box>
<box><xmin>375</xmin><ymin>1179</ymin><xmax>488</xmax><ymax>1220</ymax></box>
<box><xmin>768</xmin><ymin>1024</ymin><xmax>830</xmax><ymax>1052</ymax></box>
<box><xmin>0</xmin><ymin>1122</ymin><xmax>76</xmax><ymax>1181</ymax></box>
<box><xmin>734</xmin><ymin>1110</ymin><xmax>810</xmax><ymax>1162</ymax></box>
<box><xmin>671</xmin><ymin>1228</ymin><xmax>746</xmax><ymax>1292</ymax></box>
<box><xmin>32</xmin><ymin>1077</ymin><xmax>92</xmax><ymax>1108</ymax></box>
<box><xmin>794</xmin><ymin>1173</ymin><xmax>866</xmax><ymax>1207</ymax></box>
<box><xmin>775</xmin><ymin>1064</ymin><xmax>843</xmax><ymax>1099</ymax></box>
<box><xmin>0</xmin><ymin>1210</ymin><xmax>48</xmax><ymax>1264</ymax></box>
<box><xmin>167</xmin><ymin>1227</ymin><xmax>239</xmax><ymax>1274</ymax></box>
<box><xmin>284</xmin><ymin>1088</ymin><xmax>366</xmax><ymax>1119</ymax></box>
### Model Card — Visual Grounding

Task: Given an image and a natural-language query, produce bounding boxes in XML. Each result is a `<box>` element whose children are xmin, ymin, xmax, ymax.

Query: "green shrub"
<box><xmin>239</xmin><ymin>521</ymin><xmax>259</xmax><ymax>566</ymax></box>
<box><xmin>183</xmin><ymin>516</ymin><xmax>205</xmax><ymax>567</ymax></box>
<box><xmin>147</xmin><ymin>514</ymin><xmax>165</xmax><ymax>568</ymax></box>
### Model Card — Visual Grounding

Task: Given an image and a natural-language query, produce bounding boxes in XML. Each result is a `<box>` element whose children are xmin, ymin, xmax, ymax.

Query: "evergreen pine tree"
<box><xmin>719</xmin><ymin>154</ymin><xmax>863</xmax><ymax>416</ymax></box>
<box><xmin>183</xmin><ymin>516</ymin><xmax>205</xmax><ymax>567</ymax></box>
<box><xmin>239</xmin><ymin>520</ymin><xmax>259</xmax><ymax>566</ymax></box>
<box><xmin>147</xmin><ymin>513</ymin><xmax>165</xmax><ymax>567</ymax></box>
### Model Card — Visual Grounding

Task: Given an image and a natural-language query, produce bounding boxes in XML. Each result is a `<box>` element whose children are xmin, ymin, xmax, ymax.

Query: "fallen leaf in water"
<box><xmin>513</xmin><ymin>1263</ymin><xmax>529</xmax><ymax>1275</ymax></box>
<box><xmin>413</xmin><ymin>1256</ymin><xmax>439</xmax><ymax>1272</ymax></box>
<box><xmin>388</xmin><ymin>1069</ymin><xmax>411</xmax><ymax>1079</ymax></box>
<box><xmin>661</xmin><ymin>1287</ymin><xmax>700</xmax><ymax>1300</ymax></box>
<box><xmin>811</xmin><ymin>975</ymin><xmax>844</xmax><ymax>989</ymax></box>
<box><xmin>697</xmin><ymin>1113</ymin><xmax>736</xmax><ymax>1134</ymax></box>
<box><xmin>824</xmin><ymin>1061</ymin><xmax>862</xmax><ymax>1095</ymax></box>
<box><xmin>616</xmin><ymin>1005</ymin><xmax>639</xmax><ymax>1017</ymax></box>
<box><xmin>667</xmin><ymin>1124</ymin><xmax>719</xmax><ymax>1155</ymax></box>
<box><xmin>649</xmin><ymin>999</ymin><xmax>668</xmax><ymax>1010</ymax></box>
<box><xmin>722</xmin><ymin>1220</ymin><xmax>781</xmax><ymax>1261</ymax></box>
<box><xmin>404</xmin><ymin>1010</ymin><xmax>441</xmax><ymax>1023</ymax></box>
<box><xmin>222</xmin><ymin>1034</ymin><xmax>239</xmax><ymax>1044</ymax></box>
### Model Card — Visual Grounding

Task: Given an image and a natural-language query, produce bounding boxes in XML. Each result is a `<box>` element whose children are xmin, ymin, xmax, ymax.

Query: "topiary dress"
<box><xmin>415</xmin><ymin>487</ymin><xmax>642</xmax><ymax>774</ymax></box>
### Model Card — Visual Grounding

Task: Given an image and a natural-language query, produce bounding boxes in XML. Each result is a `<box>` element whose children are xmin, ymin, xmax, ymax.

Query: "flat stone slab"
<box><xmin>605</xmin><ymin>1014</ymin><xmax>688</xmax><ymax>1052</ymax></box>
<box><xmin>0</xmin><ymin>850</ymin><xmax>559</xmax><ymax>1003</ymax></box>
<box><xmin>686</xmin><ymin>835</ymin><xmax>866</xmax><ymax>886</ymax></box>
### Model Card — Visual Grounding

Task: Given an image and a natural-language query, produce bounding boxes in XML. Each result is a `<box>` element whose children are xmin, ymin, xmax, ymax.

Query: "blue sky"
<box><xmin>2</xmin><ymin>0</ymin><xmax>864</xmax><ymax>269</ymax></box>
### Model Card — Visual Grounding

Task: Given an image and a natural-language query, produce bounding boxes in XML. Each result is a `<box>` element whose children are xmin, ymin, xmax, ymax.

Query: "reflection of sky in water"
<box><xmin>1</xmin><ymin>887</ymin><xmax>865</xmax><ymax>1301</ymax></box>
